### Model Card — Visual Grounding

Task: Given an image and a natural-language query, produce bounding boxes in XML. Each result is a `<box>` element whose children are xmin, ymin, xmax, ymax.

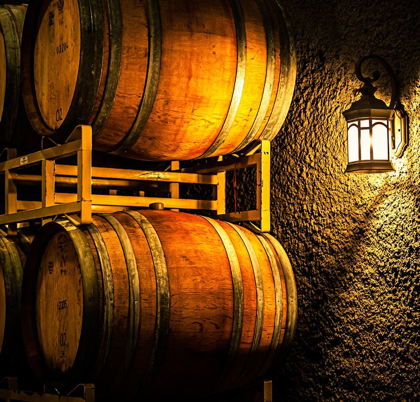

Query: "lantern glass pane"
<box><xmin>360</xmin><ymin>128</ymin><xmax>371</xmax><ymax>161</ymax></box>
<box><xmin>360</xmin><ymin>119</ymin><xmax>370</xmax><ymax>128</ymax></box>
<box><xmin>348</xmin><ymin>124</ymin><xmax>359</xmax><ymax>162</ymax></box>
<box><xmin>372</xmin><ymin>122</ymin><xmax>389</xmax><ymax>160</ymax></box>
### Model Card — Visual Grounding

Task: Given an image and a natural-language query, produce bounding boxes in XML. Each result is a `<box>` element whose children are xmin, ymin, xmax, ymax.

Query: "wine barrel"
<box><xmin>0</xmin><ymin>4</ymin><xmax>39</xmax><ymax>153</ymax></box>
<box><xmin>0</xmin><ymin>233</ymin><xmax>24</xmax><ymax>377</ymax></box>
<box><xmin>21</xmin><ymin>0</ymin><xmax>296</xmax><ymax>161</ymax></box>
<box><xmin>0</xmin><ymin>228</ymin><xmax>38</xmax><ymax>382</ymax></box>
<box><xmin>22</xmin><ymin>210</ymin><xmax>297</xmax><ymax>399</ymax></box>
<box><xmin>0</xmin><ymin>5</ymin><xmax>25</xmax><ymax>147</ymax></box>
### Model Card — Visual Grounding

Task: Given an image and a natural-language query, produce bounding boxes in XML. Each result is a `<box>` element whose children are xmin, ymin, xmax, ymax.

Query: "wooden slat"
<box><xmin>91</xmin><ymin>206</ymin><xmax>127</xmax><ymax>213</ymax></box>
<box><xmin>0</xmin><ymin>140</ymin><xmax>82</xmax><ymax>172</ymax></box>
<box><xmin>169</xmin><ymin>161</ymin><xmax>180</xmax><ymax>212</ymax></box>
<box><xmin>77</xmin><ymin>130</ymin><xmax>92</xmax><ymax>224</ymax></box>
<box><xmin>264</xmin><ymin>380</ymin><xmax>273</xmax><ymax>402</ymax></box>
<box><xmin>5</xmin><ymin>169</ymin><xmax>17</xmax><ymax>235</ymax></box>
<box><xmin>55</xmin><ymin>165</ymin><xmax>218</xmax><ymax>185</ymax></box>
<box><xmin>17</xmin><ymin>201</ymin><xmax>42</xmax><ymax>210</ymax></box>
<box><xmin>0</xmin><ymin>202</ymin><xmax>82</xmax><ymax>224</ymax></box>
<box><xmin>181</xmin><ymin>153</ymin><xmax>261</xmax><ymax>174</ymax></box>
<box><xmin>218</xmin><ymin>210</ymin><xmax>261</xmax><ymax>223</ymax></box>
<box><xmin>259</xmin><ymin>140</ymin><xmax>270</xmax><ymax>232</ymax></box>
<box><xmin>42</xmin><ymin>160</ymin><xmax>55</xmax><ymax>208</ymax></box>
<box><xmin>217</xmin><ymin>171</ymin><xmax>226</xmax><ymax>215</ymax></box>
<box><xmin>10</xmin><ymin>174</ymin><xmax>170</xmax><ymax>192</ymax></box>
<box><xmin>56</xmin><ymin>194</ymin><xmax>218</xmax><ymax>210</ymax></box>
<box><xmin>5</xmin><ymin>170</ymin><xmax>17</xmax><ymax>215</ymax></box>
<box><xmin>41</xmin><ymin>159</ymin><xmax>55</xmax><ymax>224</ymax></box>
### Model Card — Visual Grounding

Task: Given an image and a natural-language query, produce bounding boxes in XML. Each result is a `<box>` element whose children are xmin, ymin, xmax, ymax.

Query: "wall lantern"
<box><xmin>343</xmin><ymin>55</ymin><xmax>408</xmax><ymax>173</ymax></box>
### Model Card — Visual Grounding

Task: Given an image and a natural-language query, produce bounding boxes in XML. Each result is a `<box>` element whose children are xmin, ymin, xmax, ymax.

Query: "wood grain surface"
<box><xmin>22</xmin><ymin>0</ymin><xmax>296</xmax><ymax>161</ymax></box>
<box><xmin>36</xmin><ymin>231</ymin><xmax>83</xmax><ymax>374</ymax></box>
<box><xmin>22</xmin><ymin>210</ymin><xmax>296</xmax><ymax>399</ymax></box>
<box><xmin>92</xmin><ymin>0</ymin><xmax>148</xmax><ymax>148</ymax></box>
<box><xmin>33</xmin><ymin>0</ymin><xmax>81</xmax><ymax>130</ymax></box>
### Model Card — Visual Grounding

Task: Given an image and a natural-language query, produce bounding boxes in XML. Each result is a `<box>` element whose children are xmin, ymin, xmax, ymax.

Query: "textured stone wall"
<box><xmin>270</xmin><ymin>0</ymin><xmax>420</xmax><ymax>400</ymax></box>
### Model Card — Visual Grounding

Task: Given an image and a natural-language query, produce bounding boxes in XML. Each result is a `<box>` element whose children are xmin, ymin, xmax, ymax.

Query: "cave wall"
<box><xmin>270</xmin><ymin>0</ymin><xmax>420</xmax><ymax>400</ymax></box>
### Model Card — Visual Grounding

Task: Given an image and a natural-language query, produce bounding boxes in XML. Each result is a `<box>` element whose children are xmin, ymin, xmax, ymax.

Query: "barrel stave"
<box><xmin>87</xmin><ymin>216</ymin><xmax>131</xmax><ymax>392</ymax></box>
<box><xmin>108</xmin><ymin>211</ymin><xmax>157</xmax><ymax>398</ymax></box>
<box><xmin>139</xmin><ymin>211</ymin><xmax>234</xmax><ymax>399</ymax></box>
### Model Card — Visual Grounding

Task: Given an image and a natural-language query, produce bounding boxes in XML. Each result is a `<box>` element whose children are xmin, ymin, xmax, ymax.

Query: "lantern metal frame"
<box><xmin>343</xmin><ymin>55</ymin><xmax>408</xmax><ymax>174</ymax></box>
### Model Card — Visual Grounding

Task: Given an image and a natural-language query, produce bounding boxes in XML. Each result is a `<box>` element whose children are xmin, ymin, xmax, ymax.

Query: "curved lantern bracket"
<box><xmin>354</xmin><ymin>55</ymin><xmax>408</xmax><ymax>158</ymax></box>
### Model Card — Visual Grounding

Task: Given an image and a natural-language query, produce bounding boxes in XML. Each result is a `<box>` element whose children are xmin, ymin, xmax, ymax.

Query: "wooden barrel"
<box><xmin>0</xmin><ymin>5</ymin><xmax>25</xmax><ymax>147</ymax></box>
<box><xmin>22</xmin><ymin>210</ymin><xmax>297</xmax><ymax>399</ymax></box>
<box><xmin>21</xmin><ymin>0</ymin><xmax>296</xmax><ymax>161</ymax></box>
<box><xmin>0</xmin><ymin>4</ymin><xmax>38</xmax><ymax>153</ymax></box>
<box><xmin>0</xmin><ymin>228</ymin><xmax>38</xmax><ymax>382</ymax></box>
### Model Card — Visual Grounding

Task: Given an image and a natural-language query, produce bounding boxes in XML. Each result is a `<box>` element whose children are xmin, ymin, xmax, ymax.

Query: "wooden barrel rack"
<box><xmin>0</xmin><ymin>125</ymin><xmax>272</xmax><ymax>234</ymax></box>
<box><xmin>0</xmin><ymin>124</ymin><xmax>297</xmax><ymax>402</ymax></box>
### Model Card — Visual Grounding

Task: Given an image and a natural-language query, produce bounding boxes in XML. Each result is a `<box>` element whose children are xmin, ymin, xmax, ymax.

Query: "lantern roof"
<box><xmin>343</xmin><ymin>83</ymin><xmax>394</xmax><ymax>121</ymax></box>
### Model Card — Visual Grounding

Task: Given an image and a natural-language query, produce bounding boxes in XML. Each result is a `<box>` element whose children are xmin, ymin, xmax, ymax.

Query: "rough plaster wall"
<box><xmin>269</xmin><ymin>0</ymin><xmax>420</xmax><ymax>400</ymax></box>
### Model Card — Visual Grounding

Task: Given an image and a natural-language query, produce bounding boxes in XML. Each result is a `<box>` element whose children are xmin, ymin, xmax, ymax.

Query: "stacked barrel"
<box><xmin>22</xmin><ymin>210</ymin><xmax>297</xmax><ymax>399</ymax></box>
<box><xmin>0</xmin><ymin>232</ymin><xmax>25</xmax><ymax>378</ymax></box>
<box><xmin>0</xmin><ymin>5</ymin><xmax>26</xmax><ymax>148</ymax></box>
<box><xmin>21</xmin><ymin>0</ymin><xmax>296</xmax><ymax>160</ymax></box>
<box><xmin>0</xmin><ymin>4</ymin><xmax>35</xmax><ymax>375</ymax></box>
<box><xmin>0</xmin><ymin>228</ymin><xmax>38</xmax><ymax>388</ymax></box>
<box><xmin>0</xmin><ymin>0</ymin><xmax>298</xmax><ymax>399</ymax></box>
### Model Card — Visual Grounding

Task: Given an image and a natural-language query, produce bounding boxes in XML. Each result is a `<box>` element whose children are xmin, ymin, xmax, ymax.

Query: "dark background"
<box><xmin>268</xmin><ymin>0</ymin><xmax>420</xmax><ymax>400</ymax></box>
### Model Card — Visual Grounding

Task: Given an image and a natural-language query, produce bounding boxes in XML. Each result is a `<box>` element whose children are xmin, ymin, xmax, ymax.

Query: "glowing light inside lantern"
<box><xmin>348</xmin><ymin>124</ymin><xmax>359</xmax><ymax>163</ymax></box>
<box><xmin>360</xmin><ymin>123</ymin><xmax>371</xmax><ymax>161</ymax></box>
<box><xmin>372</xmin><ymin>120</ymin><xmax>389</xmax><ymax>160</ymax></box>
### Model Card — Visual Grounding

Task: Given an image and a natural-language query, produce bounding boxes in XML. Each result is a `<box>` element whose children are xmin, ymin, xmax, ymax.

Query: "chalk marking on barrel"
<box><xmin>57</xmin><ymin>299</ymin><xmax>68</xmax><ymax>310</ymax></box>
